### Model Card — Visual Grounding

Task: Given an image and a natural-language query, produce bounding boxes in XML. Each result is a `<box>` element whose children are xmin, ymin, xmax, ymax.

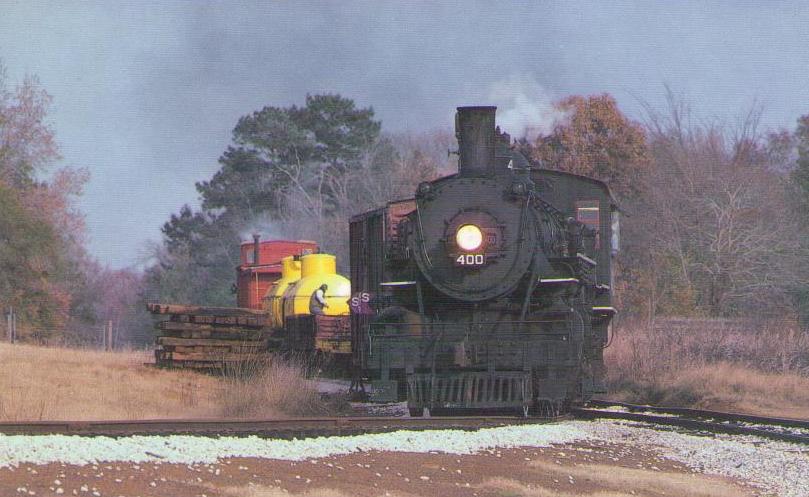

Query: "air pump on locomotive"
<box><xmin>349</xmin><ymin>106</ymin><xmax>618</xmax><ymax>416</ymax></box>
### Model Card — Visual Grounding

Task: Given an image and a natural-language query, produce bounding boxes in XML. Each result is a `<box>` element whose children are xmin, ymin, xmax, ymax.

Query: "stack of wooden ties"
<box><xmin>148</xmin><ymin>303</ymin><xmax>270</xmax><ymax>369</ymax></box>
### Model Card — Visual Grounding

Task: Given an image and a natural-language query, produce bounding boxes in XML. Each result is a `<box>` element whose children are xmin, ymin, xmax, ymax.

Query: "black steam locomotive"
<box><xmin>350</xmin><ymin>106</ymin><xmax>617</xmax><ymax>415</ymax></box>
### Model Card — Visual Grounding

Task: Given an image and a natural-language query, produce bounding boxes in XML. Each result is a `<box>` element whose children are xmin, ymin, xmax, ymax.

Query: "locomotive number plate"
<box><xmin>455</xmin><ymin>254</ymin><xmax>485</xmax><ymax>266</ymax></box>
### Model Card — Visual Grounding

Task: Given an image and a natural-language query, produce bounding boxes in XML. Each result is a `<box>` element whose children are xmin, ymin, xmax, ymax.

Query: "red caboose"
<box><xmin>236</xmin><ymin>235</ymin><xmax>317</xmax><ymax>309</ymax></box>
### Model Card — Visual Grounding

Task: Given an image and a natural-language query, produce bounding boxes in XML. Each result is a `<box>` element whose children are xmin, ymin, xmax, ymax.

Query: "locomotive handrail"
<box><xmin>414</xmin><ymin>200</ymin><xmax>433</xmax><ymax>268</ymax></box>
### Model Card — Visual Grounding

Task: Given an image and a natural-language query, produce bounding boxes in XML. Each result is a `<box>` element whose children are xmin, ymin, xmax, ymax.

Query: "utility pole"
<box><xmin>106</xmin><ymin>320</ymin><xmax>113</xmax><ymax>351</ymax></box>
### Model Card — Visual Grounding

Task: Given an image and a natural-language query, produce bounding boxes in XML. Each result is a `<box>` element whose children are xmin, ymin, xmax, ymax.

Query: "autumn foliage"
<box><xmin>530</xmin><ymin>94</ymin><xmax>650</xmax><ymax>199</ymax></box>
<box><xmin>0</xmin><ymin>66</ymin><xmax>144</xmax><ymax>344</ymax></box>
<box><xmin>4</xmin><ymin>56</ymin><xmax>809</xmax><ymax>352</ymax></box>
<box><xmin>525</xmin><ymin>90</ymin><xmax>809</xmax><ymax>409</ymax></box>
<box><xmin>523</xmin><ymin>92</ymin><xmax>809</xmax><ymax>323</ymax></box>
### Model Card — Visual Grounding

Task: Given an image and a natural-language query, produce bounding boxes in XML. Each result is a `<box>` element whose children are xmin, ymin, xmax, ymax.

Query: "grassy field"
<box><xmin>0</xmin><ymin>343</ymin><xmax>328</xmax><ymax>421</ymax></box>
<box><xmin>605</xmin><ymin>320</ymin><xmax>809</xmax><ymax>419</ymax></box>
<box><xmin>2</xmin><ymin>320</ymin><xmax>807</xmax><ymax>421</ymax></box>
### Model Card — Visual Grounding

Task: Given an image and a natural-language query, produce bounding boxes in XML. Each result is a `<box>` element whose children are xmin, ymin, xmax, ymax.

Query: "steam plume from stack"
<box><xmin>489</xmin><ymin>74</ymin><xmax>570</xmax><ymax>142</ymax></box>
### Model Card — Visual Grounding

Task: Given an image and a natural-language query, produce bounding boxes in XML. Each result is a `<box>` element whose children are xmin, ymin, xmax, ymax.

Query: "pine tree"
<box><xmin>146</xmin><ymin>94</ymin><xmax>382</xmax><ymax>306</ymax></box>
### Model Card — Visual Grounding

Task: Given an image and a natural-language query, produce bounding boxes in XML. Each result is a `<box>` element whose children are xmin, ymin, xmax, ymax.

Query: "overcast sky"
<box><xmin>2</xmin><ymin>1</ymin><xmax>808</xmax><ymax>269</ymax></box>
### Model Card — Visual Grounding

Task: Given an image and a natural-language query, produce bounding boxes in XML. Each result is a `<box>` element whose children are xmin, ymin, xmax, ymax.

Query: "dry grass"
<box><xmin>606</xmin><ymin>319</ymin><xmax>809</xmax><ymax>418</ymax></box>
<box><xmin>218</xmin><ymin>353</ymin><xmax>334</xmax><ymax>418</ymax></box>
<box><xmin>0</xmin><ymin>342</ymin><xmax>332</xmax><ymax>421</ymax></box>
<box><xmin>480</xmin><ymin>460</ymin><xmax>750</xmax><ymax>497</ymax></box>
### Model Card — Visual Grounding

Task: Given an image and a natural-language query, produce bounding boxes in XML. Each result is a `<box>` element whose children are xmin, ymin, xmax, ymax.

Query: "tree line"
<box><xmin>149</xmin><ymin>91</ymin><xmax>809</xmax><ymax>327</ymax></box>
<box><xmin>0</xmin><ymin>66</ymin><xmax>148</xmax><ymax>345</ymax></box>
<box><xmin>2</xmin><ymin>63</ymin><xmax>808</xmax><ymax>346</ymax></box>
<box><xmin>142</xmin><ymin>94</ymin><xmax>451</xmax><ymax>307</ymax></box>
<box><xmin>528</xmin><ymin>92</ymin><xmax>809</xmax><ymax>324</ymax></box>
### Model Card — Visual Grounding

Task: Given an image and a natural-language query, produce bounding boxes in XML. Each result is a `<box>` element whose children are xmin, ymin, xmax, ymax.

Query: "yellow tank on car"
<box><xmin>281</xmin><ymin>254</ymin><xmax>350</xmax><ymax>318</ymax></box>
<box><xmin>263</xmin><ymin>256</ymin><xmax>302</xmax><ymax>330</ymax></box>
<box><xmin>279</xmin><ymin>253</ymin><xmax>351</xmax><ymax>355</ymax></box>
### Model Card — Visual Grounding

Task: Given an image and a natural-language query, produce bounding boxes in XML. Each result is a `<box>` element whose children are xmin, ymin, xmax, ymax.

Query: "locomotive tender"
<box><xmin>350</xmin><ymin>106</ymin><xmax>617</xmax><ymax>415</ymax></box>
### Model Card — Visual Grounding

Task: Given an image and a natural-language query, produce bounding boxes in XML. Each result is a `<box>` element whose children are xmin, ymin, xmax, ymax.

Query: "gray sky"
<box><xmin>2</xmin><ymin>1</ymin><xmax>808</xmax><ymax>269</ymax></box>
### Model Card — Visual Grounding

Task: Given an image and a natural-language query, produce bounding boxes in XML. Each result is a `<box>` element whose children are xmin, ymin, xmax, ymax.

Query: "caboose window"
<box><xmin>576</xmin><ymin>201</ymin><xmax>600</xmax><ymax>249</ymax></box>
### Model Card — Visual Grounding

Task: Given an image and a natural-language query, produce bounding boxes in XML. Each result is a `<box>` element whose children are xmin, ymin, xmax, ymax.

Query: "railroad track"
<box><xmin>2</xmin><ymin>402</ymin><xmax>806</xmax><ymax>444</ymax></box>
<box><xmin>573</xmin><ymin>400</ymin><xmax>809</xmax><ymax>445</ymax></box>
<box><xmin>0</xmin><ymin>415</ymin><xmax>558</xmax><ymax>438</ymax></box>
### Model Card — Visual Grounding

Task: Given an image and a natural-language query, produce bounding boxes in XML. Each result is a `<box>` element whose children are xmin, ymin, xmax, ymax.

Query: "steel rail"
<box><xmin>574</xmin><ymin>402</ymin><xmax>809</xmax><ymax>445</ymax></box>
<box><xmin>0</xmin><ymin>415</ymin><xmax>561</xmax><ymax>438</ymax></box>
<box><xmin>588</xmin><ymin>399</ymin><xmax>809</xmax><ymax>429</ymax></box>
<box><xmin>4</xmin><ymin>402</ymin><xmax>806</xmax><ymax>445</ymax></box>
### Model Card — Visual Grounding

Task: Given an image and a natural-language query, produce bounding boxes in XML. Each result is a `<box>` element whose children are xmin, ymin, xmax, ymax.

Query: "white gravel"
<box><xmin>590</xmin><ymin>406</ymin><xmax>680</xmax><ymax>417</ymax></box>
<box><xmin>587</xmin><ymin>420</ymin><xmax>809</xmax><ymax>497</ymax></box>
<box><xmin>349</xmin><ymin>401</ymin><xmax>410</xmax><ymax>417</ymax></box>
<box><xmin>0</xmin><ymin>424</ymin><xmax>590</xmax><ymax>466</ymax></box>
<box><xmin>0</xmin><ymin>420</ymin><xmax>806</xmax><ymax>496</ymax></box>
<box><xmin>313</xmin><ymin>378</ymin><xmax>351</xmax><ymax>394</ymax></box>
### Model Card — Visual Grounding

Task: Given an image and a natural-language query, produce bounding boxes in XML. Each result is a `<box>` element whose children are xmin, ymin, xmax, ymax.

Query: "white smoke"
<box><xmin>238</xmin><ymin>213</ymin><xmax>292</xmax><ymax>244</ymax></box>
<box><xmin>488</xmin><ymin>74</ymin><xmax>569</xmax><ymax>142</ymax></box>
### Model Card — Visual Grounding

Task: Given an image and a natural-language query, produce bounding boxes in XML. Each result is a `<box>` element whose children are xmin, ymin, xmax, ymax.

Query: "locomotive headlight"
<box><xmin>456</xmin><ymin>224</ymin><xmax>483</xmax><ymax>252</ymax></box>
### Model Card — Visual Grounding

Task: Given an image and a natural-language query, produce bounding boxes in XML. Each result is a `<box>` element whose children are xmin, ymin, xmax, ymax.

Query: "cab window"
<box><xmin>576</xmin><ymin>200</ymin><xmax>600</xmax><ymax>249</ymax></box>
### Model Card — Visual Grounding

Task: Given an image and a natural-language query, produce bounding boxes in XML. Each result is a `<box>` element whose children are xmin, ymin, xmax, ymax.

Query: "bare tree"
<box><xmin>274</xmin><ymin>131</ymin><xmax>448</xmax><ymax>268</ymax></box>
<box><xmin>639</xmin><ymin>96</ymin><xmax>808</xmax><ymax>318</ymax></box>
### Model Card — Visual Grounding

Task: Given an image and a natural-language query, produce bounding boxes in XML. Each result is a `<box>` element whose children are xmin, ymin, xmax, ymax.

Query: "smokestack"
<box><xmin>252</xmin><ymin>233</ymin><xmax>260</xmax><ymax>265</ymax></box>
<box><xmin>456</xmin><ymin>106</ymin><xmax>497</xmax><ymax>177</ymax></box>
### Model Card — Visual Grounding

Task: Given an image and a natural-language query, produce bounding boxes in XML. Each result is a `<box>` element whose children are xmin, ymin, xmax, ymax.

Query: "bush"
<box><xmin>218</xmin><ymin>354</ymin><xmax>339</xmax><ymax>418</ymax></box>
<box><xmin>605</xmin><ymin>318</ymin><xmax>809</xmax><ymax>416</ymax></box>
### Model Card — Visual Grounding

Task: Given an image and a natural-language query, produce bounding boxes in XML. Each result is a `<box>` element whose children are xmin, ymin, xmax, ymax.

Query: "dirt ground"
<box><xmin>0</xmin><ymin>441</ymin><xmax>759</xmax><ymax>497</ymax></box>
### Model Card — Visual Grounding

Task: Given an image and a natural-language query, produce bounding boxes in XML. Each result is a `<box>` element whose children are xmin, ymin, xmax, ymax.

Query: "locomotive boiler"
<box><xmin>350</xmin><ymin>106</ymin><xmax>618</xmax><ymax>415</ymax></box>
